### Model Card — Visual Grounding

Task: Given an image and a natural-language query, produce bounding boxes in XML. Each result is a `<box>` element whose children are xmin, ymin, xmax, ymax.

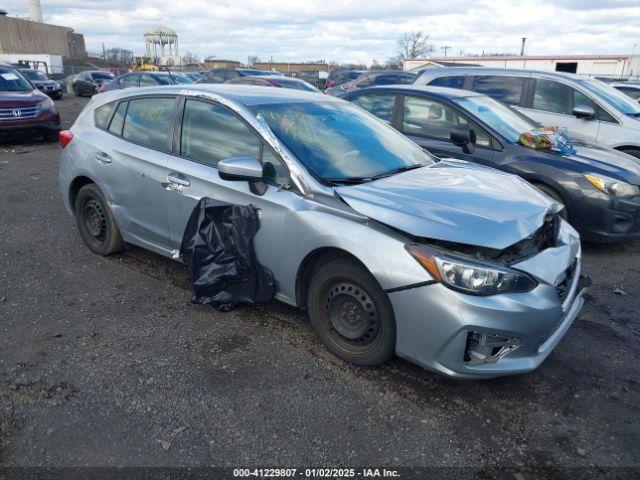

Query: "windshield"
<box><xmin>0</xmin><ymin>67</ymin><xmax>33</xmax><ymax>92</ymax></box>
<box><xmin>578</xmin><ymin>78</ymin><xmax>640</xmax><ymax>116</ymax></box>
<box><xmin>172</xmin><ymin>75</ymin><xmax>193</xmax><ymax>84</ymax></box>
<box><xmin>454</xmin><ymin>95</ymin><xmax>539</xmax><ymax>142</ymax></box>
<box><xmin>255</xmin><ymin>102</ymin><xmax>435</xmax><ymax>183</ymax></box>
<box><xmin>275</xmin><ymin>79</ymin><xmax>318</xmax><ymax>92</ymax></box>
<box><xmin>22</xmin><ymin>70</ymin><xmax>48</xmax><ymax>81</ymax></box>
<box><xmin>91</xmin><ymin>72</ymin><xmax>114</xmax><ymax>80</ymax></box>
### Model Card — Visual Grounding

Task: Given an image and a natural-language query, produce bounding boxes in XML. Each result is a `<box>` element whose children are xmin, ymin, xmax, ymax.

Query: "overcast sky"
<box><xmin>3</xmin><ymin>0</ymin><xmax>640</xmax><ymax>64</ymax></box>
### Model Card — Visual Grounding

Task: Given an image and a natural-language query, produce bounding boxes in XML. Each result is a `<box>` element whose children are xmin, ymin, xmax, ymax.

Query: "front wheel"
<box><xmin>307</xmin><ymin>259</ymin><xmax>396</xmax><ymax>366</ymax></box>
<box><xmin>534</xmin><ymin>183</ymin><xmax>569</xmax><ymax>221</ymax></box>
<box><xmin>74</xmin><ymin>184</ymin><xmax>124</xmax><ymax>256</ymax></box>
<box><xmin>620</xmin><ymin>148</ymin><xmax>640</xmax><ymax>160</ymax></box>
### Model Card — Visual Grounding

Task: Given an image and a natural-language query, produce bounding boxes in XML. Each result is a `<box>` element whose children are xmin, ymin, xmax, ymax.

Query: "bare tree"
<box><xmin>182</xmin><ymin>52</ymin><xmax>200</xmax><ymax>64</ymax></box>
<box><xmin>247</xmin><ymin>55</ymin><xmax>260</xmax><ymax>67</ymax></box>
<box><xmin>397</xmin><ymin>31</ymin><xmax>434</xmax><ymax>61</ymax></box>
<box><xmin>104</xmin><ymin>47</ymin><xmax>133</xmax><ymax>66</ymax></box>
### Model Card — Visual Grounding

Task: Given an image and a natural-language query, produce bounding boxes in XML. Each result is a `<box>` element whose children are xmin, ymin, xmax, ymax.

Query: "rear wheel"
<box><xmin>43</xmin><ymin>131</ymin><xmax>58</xmax><ymax>142</ymax></box>
<box><xmin>73</xmin><ymin>84</ymin><xmax>82</xmax><ymax>97</ymax></box>
<box><xmin>534</xmin><ymin>183</ymin><xmax>569</xmax><ymax>221</ymax></box>
<box><xmin>307</xmin><ymin>259</ymin><xmax>396</xmax><ymax>366</ymax></box>
<box><xmin>74</xmin><ymin>184</ymin><xmax>124</xmax><ymax>256</ymax></box>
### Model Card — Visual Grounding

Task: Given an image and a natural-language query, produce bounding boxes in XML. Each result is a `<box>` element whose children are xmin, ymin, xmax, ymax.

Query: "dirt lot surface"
<box><xmin>0</xmin><ymin>96</ymin><xmax>639</xmax><ymax>479</ymax></box>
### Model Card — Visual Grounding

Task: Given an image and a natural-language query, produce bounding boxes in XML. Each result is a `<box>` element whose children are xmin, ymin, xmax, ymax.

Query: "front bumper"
<box><xmin>0</xmin><ymin>110</ymin><xmax>61</xmax><ymax>136</ymax></box>
<box><xmin>573</xmin><ymin>190</ymin><xmax>640</xmax><ymax>242</ymax></box>
<box><xmin>390</xmin><ymin>219</ymin><xmax>586</xmax><ymax>380</ymax></box>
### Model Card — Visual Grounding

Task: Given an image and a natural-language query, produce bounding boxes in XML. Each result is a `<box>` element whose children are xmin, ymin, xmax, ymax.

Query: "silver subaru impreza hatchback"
<box><xmin>58</xmin><ymin>84</ymin><xmax>587</xmax><ymax>379</ymax></box>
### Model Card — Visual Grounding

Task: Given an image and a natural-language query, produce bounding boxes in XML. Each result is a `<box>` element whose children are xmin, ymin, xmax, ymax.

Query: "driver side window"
<box><xmin>180</xmin><ymin>99</ymin><xmax>289</xmax><ymax>186</ymax></box>
<box><xmin>402</xmin><ymin>96</ymin><xmax>491</xmax><ymax>147</ymax></box>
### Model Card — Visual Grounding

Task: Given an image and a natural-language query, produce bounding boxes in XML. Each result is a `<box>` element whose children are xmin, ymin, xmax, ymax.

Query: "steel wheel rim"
<box><xmin>83</xmin><ymin>198</ymin><xmax>107</xmax><ymax>241</ymax></box>
<box><xmin>324</xmin><ymin>281</ymin><xmax>380</xmax><ymax>347</ymax></box>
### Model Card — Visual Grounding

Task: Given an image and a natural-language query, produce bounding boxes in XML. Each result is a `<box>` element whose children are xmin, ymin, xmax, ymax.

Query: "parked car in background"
<box><xmin>0</xmin><ymin>63</ymin><xmax>60</xmax><ymax>141</ymax></box>
<box><xmin>415</xmin><ymin>68</ymin><xmax>640</xmax><ymax>159</ymax></box>
<box><xmin>612</xmin><ymin>83</ymin><xmax>640</xmax><ymax>101</ymax></box>
<box><xmin>184</xmin><ymin>72</ymin><xmax>204</xmax><ymax>82</ymax></box>
<box><xmin>101</xmin><ymin>71</ymin><xmax>192</xmax><ymax>92</ymax></box>
<box><xmin>325</xmin><ymin>69</ymin><xmax>367</xmax><ymax>91</ymax></box>
<box><xmin>198</xmin><ymin>68</ymin><xmax>283</xmax><ymax>84</ymax></box>
<box><xmin>59</xmin><ymin>84</ymin><xmax>587</xmax><ymax>378</ymax></box>
<box><xmin>72</xmin><ymin>70</ymin><xmax>115</xmax><ymax>96</ymax></box>
<box><xmin>326</xmin><ymin>70</ymin><xmax>416</xmax><ymax>96</ymax></box>
<box><xmin>19</xmin><ymin>68</ymin><xmax>63</xmax><ymax>100</ymax></box>
<box><xmin>344</xmin><ymin>85</ymin><xmax>640</xmax><ymax>242</ymax></box>
<box><xmin>225</xmin><ymin>75</ymin><xmax>319</xmax><ymax>92</ymax></box>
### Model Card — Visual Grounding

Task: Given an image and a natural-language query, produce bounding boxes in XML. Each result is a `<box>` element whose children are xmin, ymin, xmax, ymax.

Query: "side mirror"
<box><xmin>572</xmin><ymin>104</ymin><xmax>596</xmax><ymax>120</ymax></box>
<box><xmin>450</xmin><ymin>127</ymin><xmax>476</xmax><ymax>154</ymax></box>
<box><xmin>218</xmin><ymin>156</ymin><xmax>264</xmax><ymax>182</ymax></box>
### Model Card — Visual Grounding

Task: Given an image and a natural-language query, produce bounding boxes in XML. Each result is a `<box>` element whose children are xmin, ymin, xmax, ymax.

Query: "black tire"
<box><xmin>534</xmin><ymin>183</ymin><xmax>569</xmax><ymax>221</ymax></box>
<box><xmin>74</xmin><ymin>184</ymin><xmax>124</xmax><ymax>256</ymax></box>
<box><xmin>73</xmin><ymin>84</ymin><xmax>82</xmax><ymax>97</ymax></box>
<box><xmin>620</xmin><ymin>148</ymin><xmax>640</xmax><ymax>160</ymax></box>
<box><xmin>43</xmin><ymin>131</ymin><xmax>59</xmax><ymax>142</ymax></box>
<box><xmin>307</xmin><ymin>258</ymin><xmax>396</xmax><ymax>366</ymax></box>
<box><xmin>53</xmin><ymin>93</ymin><xmax>62</xmax><ymax>100</ymax></box>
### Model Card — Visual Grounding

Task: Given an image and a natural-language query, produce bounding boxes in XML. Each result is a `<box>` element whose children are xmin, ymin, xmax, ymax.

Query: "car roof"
<box><xmin>613</xmin><ymin>83</ymin><xmax>640</xmax><ymax>88</ymax></box>
<box><xmin>101</xmin><ymin>83</ymin><xmax>337</xmax><ymax>106</ymax></box>
<box><xmin>241</xmin><ymin>75</ymin><xmax>304</xmax><ymax>81</ymax></box>
<box><xmin>347</xmin><ymin>84</ymin><xmax>481</xmax><ymax>99</ymax></box>
<box><xmin>417</xmin><ymin>66</ymin><xmax>589</xmax><ymax>82</ymax></box>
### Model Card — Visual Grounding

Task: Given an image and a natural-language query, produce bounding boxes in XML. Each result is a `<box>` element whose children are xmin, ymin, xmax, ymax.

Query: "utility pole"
<box><xmin>102</xmin><ymin>42</ymin><xmax>106</xmax><ymax>60</ymax></box>
<box><xmin>441</xmin><ymin>45</ymin><xmax>451</xmax><ymax>57</ymax></box>
<box><xmin>520</xmin><ymin>37</ymin><xmax>527</xmax><ymax>56</ymax></box>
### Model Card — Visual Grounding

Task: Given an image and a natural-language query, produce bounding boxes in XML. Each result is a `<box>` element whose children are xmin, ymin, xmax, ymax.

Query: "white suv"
<box><xmin>415</xmin><ymin>68</ymin><xmax>640</xmax><ymax>159</ymax></box>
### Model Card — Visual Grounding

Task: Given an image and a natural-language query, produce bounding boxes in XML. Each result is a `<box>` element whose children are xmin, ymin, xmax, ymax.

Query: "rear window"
<box><xmin>429</xmin><ymin>76</ymin><xmax>465</xmax><ymax>89</ymax></box>
<box><xmin>91</xmin><ymin>72</ymin><xmax>114</xmax><ymax>80</ymax></box>
<box><xmin>94</xmin><ymin>102</ymin><xmax>115</xmax><ymax>129</ymax></box>
<box><xmin>122</xmin><ymin>97</ymin><xmax>176</xmax><ymax>151</ymax></box>
<box><xmin>472</xmin><ymin>75</ymin><xmax>526</xmax><ymax>105</ymax></box>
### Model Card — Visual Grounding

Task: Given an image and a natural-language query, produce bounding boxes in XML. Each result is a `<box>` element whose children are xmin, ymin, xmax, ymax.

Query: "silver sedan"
<box><xmin>58</xmin><ymin>84</ymin><xmax>586</xmax><ymax>378</ymax></box>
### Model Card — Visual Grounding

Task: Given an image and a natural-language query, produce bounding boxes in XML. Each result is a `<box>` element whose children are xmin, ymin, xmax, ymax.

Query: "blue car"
<box><xmin>343</xmin><ymin>85</ymin><xmax>640</xmax><ymax>242</ymax></box>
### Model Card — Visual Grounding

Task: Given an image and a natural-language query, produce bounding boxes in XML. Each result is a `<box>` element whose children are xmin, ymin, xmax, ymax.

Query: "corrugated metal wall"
<box><xmin>0</xmin><ymin>16</ymin><xmax>86</xmax><ymax>57</ymax></box>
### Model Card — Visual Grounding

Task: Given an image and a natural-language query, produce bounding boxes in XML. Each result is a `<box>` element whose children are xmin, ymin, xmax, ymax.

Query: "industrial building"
<box><xmin>404</xmin><ymin>54</ymin><xmax>640</xmax><ymax>78</ymax></box>
<box><xmin>0</xmin><ymin>10</ymin><xmax>86</xmax><ymax>58</ymax></box>
<box><xmin>253</xmin><ymin>61</ymin><xmax>328</xmax><ymax>74</ymax></box>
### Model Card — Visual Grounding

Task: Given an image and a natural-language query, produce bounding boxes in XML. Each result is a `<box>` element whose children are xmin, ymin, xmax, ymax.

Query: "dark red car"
<box><xmin>0</xmin><ymin>63</ymin><xmax>61</xmax><ymax>141</ymax></box>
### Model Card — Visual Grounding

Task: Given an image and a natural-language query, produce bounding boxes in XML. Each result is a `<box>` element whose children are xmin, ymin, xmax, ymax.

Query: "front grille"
<box><xmin>0</xmin><ymin>106</ymin><xmax>40</xmax><ymax>121</ymax></box>
<box><xmin>555</xmin><ymin>260</ymin><xmax>577</xmax><ymax>305</ymax></box>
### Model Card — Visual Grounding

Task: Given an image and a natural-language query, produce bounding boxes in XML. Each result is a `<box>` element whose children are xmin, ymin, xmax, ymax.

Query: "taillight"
<box><xmin>59</xmin><ymin>130</ymin><xmax>73</xmax><ymax>149</ymax></box>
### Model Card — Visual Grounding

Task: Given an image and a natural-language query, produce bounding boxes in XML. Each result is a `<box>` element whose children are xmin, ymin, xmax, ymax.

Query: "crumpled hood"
<box><xmin>336</xmin><ymin>159</ymin><xmax>558</xmax><ymax>250</ymax></box>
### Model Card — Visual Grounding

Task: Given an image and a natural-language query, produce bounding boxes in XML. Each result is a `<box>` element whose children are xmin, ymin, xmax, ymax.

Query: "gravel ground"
<box><xmin>0</xmin><ymin>96</ymin><xmax>639</xmax><ymax>479</ymax></box>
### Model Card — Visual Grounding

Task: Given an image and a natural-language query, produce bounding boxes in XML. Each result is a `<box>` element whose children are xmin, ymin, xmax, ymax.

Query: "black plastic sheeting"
<box><xmin>180</xmin><ymin>198</ymin><xmax>276</xmax><ymax>312</ymax></box>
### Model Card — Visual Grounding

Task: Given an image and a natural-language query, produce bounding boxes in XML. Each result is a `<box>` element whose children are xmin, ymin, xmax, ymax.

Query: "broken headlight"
<box><xmin>406</xmin><ymin>245</ymin><xmax>537</xmax><ymax>296</ymax></box>
<box><xmin>585</xmin><ymin>173</ymin><xmax>640</xmax><ymax>198</ymax></box>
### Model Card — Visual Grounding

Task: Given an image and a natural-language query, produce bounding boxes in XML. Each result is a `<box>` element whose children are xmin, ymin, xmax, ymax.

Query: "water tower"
<box><xmin>144</xmin><ymin>26</ymin><xmax>179</xmax><ymax>64</ymax></box>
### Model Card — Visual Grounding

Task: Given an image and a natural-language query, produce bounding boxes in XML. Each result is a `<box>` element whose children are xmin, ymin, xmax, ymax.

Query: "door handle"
<box><xmin>95</xmin><ymin>152</ymin><xmax>111</xmax><ymax>164</ymax></box>
<box><xmin>167</xmin><ymin>173</ymin><xmax>190</xmax><ymax>187</ymax></box>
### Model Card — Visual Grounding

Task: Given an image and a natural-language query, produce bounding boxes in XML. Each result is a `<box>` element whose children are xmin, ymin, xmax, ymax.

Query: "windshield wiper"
<box><xmin>325</xmin><ymin>164</ymin><xmax>426</xmax><ymax>186</ymax></box>
<box><xmin>369</xmin><ymin>163</ymin><xmax>425</xmax><ymax>180</ymax></box>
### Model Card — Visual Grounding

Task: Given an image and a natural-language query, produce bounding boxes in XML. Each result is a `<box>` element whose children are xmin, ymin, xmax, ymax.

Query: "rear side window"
<box><xmin>121</xmin><ymin>74</ymin><xmax>138</xmax><ymax>87</ymax></box>
<box><xmin>94</xmin><ymin>102</ymin><xmax>115</xmax><ymax>129</ymax></box>
<box><xmin>351</xmin><ymin>93</ymin><xmax>396</xmax><ymax>124</ymax></box>
<box><xmin>108</xmin><ymin>102</ymin><xmax>127</xmax><ymax>135</ymax></box>
<box><xmin>429</xmin><ymin>76</ymin><xmax>465</xmax><ymax>89</ymax></box>
<box><xmin>180</xmin><ymin>99</ymin><xmax>260</xmax><ymax>167</ymax></box>
<box><xmin>472</xmin><ymin>75</ymin><xmax>525</xmax><ymax>105</ymax></box>
<box><xmin>122</xmin><ymin>97</ymin><xmax>176</xmax><ymax>150</ymax></box>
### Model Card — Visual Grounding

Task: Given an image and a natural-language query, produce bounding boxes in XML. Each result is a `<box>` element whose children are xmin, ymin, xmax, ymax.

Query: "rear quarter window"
<box><xmin>472</xmin><ymin>75</ymin><xmax>526</xmax><ymax>105</ymax></box>
<box><xmin>121</xmin><ymin>97</ymin><xmax>176</xmax><ymax>150</ymax></box>
<box><xmin>94</xmin><ymin>102</ymin><xmax>115</xmax><ymax>129</ymax></box>
<box><xmin>429</xmin><ymin>76</ymin><xmax>465</xmax><ymax>89</ymax></box>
